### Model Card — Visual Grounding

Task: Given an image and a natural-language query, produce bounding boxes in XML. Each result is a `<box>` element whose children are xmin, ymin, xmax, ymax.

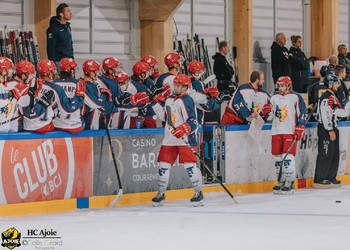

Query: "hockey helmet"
<box><xmin>173</xmin><ymin>74</ymin><xmax>191</xmax><ymax>88</ymax></box>
<box><xmin>141</xmin><ymin>55</ymin><xmax>157</xmax><ymax>68</ymax></box>
<box><xmin>37</xmin><ymin>59</ymin><xmax>56</xmax><ymax>77</ymax></box>
<box><xmin>132</xmin><ymin>61</ymin><xmax>151</xmax><ymax>76</ymax></box>
<box><xmin>0</xmin><ymin>57</ymin><xmax>14</xmax><ymax>72</ymax></box>
<box><xmin>324</xmin><ymin>73</ymin><xmax>339</xmax><ymax>87</ymax></box>
<box><xmin>59</xmin><ymin>58</ymin><xmax>77</xmax><ymax>73</ymax></box>
<box><xmin>83</xmin><ymin>60</ymin><xmax>100</xmax><ymax>75</ymax></box>
<box><xmin>102</xmin><ymin>57</ymin><xmax>120</xmax><ymax>72</ymax></box>
<box><xmin>115</xmin><ymin>72</ymin><xmax>130</xmax><ymax>85</ymax></box>
<box><xmin>188</xmin><ymin>60</ymin><xmax>205</xmax><ymax>75</ymax></box>
<box><xmin>164</xmin><ymin>52</ymin><xmax>181</xmax><ymax>68</ymax></box>
<box><xmin>16</xmin><ymin>60</ymin><xmax>35</xmax><ymax>76</ymax></box>
<box><xmin>276</xmin><ymin>76</ymin><xmax>292</xmax><ymax>87</ymax></box>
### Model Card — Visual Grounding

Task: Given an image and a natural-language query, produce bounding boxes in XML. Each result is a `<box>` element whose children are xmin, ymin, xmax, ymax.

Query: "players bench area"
<box><xmin>1</xmin><ymin>121</ymin><xmax>350</xmax><ymax>216</ymax></box>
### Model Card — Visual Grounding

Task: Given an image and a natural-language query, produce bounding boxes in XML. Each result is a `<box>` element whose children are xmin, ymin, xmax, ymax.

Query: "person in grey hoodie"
<box><xmin>47</xmin><ymin>3</ymin><xmax>73</xmax><ymax>71</ymax></box>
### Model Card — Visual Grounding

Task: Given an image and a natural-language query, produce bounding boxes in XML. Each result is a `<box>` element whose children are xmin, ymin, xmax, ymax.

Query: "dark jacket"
<box><xmin>338</xmin><ymin>54</ymin><xmax>350</xmax><ymax>80</ymax></box>
<box><xmin>47</xmin><ymin>16</ymin><xmax>74</xmax><ymax>62</ymax></box>
<box><xmin>335</xmin><ymin>79</ymin><xmax>349</xmax><ymax>105</ymax></box>
<box><xmin>289</xmin><ymin>46</ymin><xmax>309</xmax><ymax>92</ymax></box>
<box><xmin>212</xmin><ymin>53</ymin><xmax>234</xmax><ymax>92</ymax></box>
<box><xmin>271</xmin><ymin>41</ymin><xmax>291</xmax><ymax>83</ymax></box>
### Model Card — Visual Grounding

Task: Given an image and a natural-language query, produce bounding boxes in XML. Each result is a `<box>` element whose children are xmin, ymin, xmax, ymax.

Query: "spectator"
<box><xmin>212</xmin><ymin>40</ymin><xmax>235</xmax><ymax>93</ymax></box>
<box><xmin>271</xmin><ymin>33</ymin><xmax>291</xmax><ymax>84</ymax></box>
<box><xmin>289</xmin><ymin>35</ymin><xmax>309</xmax><ymax>93</ymax></box>
<box><xmin>47</xmin><ymin>3</ymin><xmax>73</xmax><ymax>71</ymax></box>
<box><xmin>334</xmin><ymin>65</ymin><xmax>349</xmax><ymax>105</ymax></box>
<box><xmin>337</xmin><ymin>44</ymin><xmax>350</xmax><ymax>80</ymax></box>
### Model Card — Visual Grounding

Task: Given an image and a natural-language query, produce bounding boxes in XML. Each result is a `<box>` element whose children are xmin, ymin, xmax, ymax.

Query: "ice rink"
<box><xmin>1</xmin><ymin>186</ymin><xmax>350</xmax><ymax>250</ymax></box>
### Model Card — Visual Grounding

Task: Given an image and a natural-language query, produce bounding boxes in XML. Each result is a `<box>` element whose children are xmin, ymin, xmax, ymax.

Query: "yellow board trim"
<box><xmin>2</xmin><ymin>175</ymin><xmax>350</xmax><ymax>216</ymax></box>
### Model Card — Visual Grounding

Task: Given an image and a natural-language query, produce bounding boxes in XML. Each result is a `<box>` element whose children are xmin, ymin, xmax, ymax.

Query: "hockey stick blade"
<box><xmin>165</xmin><ymin>106</ymin><xmax>238</xmax><ymax>204</ymax></box>
<box><xmin>203</xmin><ymin>74</ymin><xmax>216</xmax><ymax>86</ymax></box>
<box><xmin>109</xmin><ymin>189</ymin><xmax>123</xmax><ymax>208</ymax></box>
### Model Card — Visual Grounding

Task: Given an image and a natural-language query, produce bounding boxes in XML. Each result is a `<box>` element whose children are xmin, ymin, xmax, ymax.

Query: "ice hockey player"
<box><xmin>221</xmin><ymin>70</ymin><xmax>271</xmax><ymax>125</ymax></box>
<box><xmin>141</xmin><ymin>55</ymin><xmax>160</xmax><ymax>82</ymax></box>
<box><xmin>268</xmin><ymin>76</ymin><xmax>307</xmax><ymax>194</ymax></box>
<box><xmin>53</xmin><ymin>58</ymin><xmax>86</xmax><ymax>132</ymax></box>
<box><xmin>0</xmin><ymin>57</ymin><xmax>20</xmax><ymax>132</ymax></box>
<box><xmin>314</xmin><ymin>74</ymin><xmax>342</xmax><ymax>186</ymax></box>
<box><xmin>152</xmin><ymin>74</ymin><xmax>203</xmax><ymax>207</ymax></box>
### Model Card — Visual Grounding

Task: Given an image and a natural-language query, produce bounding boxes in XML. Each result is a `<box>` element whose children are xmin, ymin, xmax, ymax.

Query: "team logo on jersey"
<box><xmin>275</xmin><ymin>105</ymin><xmax>288</xmax><ymax>122</ymax></box>
<box><xmin>1</xmin><ymin>227</ymin><xmax>21</xmax><ymax>249</ymax></box>
<box><xmin>171</xmin><ymin>112</ymin><xmax>176</xmax><ymax>127</ymax></box>
<box><xmin>251</xmin><ymin>102</ymin><xmax>260</xmax><ymax>114</ymax></box>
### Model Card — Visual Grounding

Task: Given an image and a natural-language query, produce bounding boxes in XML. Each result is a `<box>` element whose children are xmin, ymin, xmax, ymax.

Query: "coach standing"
<box><xmin>47</xmin><ymin>3</ymin><xmax>74</xmax><ymax>71</ymax></box>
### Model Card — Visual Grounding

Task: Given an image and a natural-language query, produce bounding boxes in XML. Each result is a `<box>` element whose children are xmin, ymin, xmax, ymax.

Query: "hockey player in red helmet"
<box><xmin>59</xmin><ymin>57</ymin><xmax>77</xmax><ymax>79</ymax></box>
<box><xmin>0</xmin><ymin>57</ymin><xmax>14</xmax><ymax>84</ymax></box>
<box><xmin>141</xmin><ymin>55</ymin><xmax>159</xmax><ymax>81</ymax></box>
<box><xmin>152</xmin><ymin>74</ymin><xmax>204</xmax><ymax>207</ymax></box>
<box><xmin>102</xmin><ymin>57</ymin><xmax>121</xmax><ymax>78</ymax></box>
<box><xmin>267</xmin><ymin>76</ymin><xmax>307</xmax><ymax>194</ymax></box>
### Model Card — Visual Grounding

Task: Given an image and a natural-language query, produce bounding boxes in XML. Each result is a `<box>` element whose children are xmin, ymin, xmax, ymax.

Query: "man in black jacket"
<box><xmin>212</xmin><ymin>40</ymin><xmax>235</xmax><ymax>94</ymax></box>
<box><xmin>47</xmin><ymin>3</ymin><xmax>73</xmax><ymax>72</ymax></box>
<box><xmin>271</xmin><ymin>33</ymin><xmax>291</xmax><ymax>84</ymax></box>
<box><xmin>338</xmin><ymin>44</ymin><xmax>350</xmax><ymax>80</ymax></box>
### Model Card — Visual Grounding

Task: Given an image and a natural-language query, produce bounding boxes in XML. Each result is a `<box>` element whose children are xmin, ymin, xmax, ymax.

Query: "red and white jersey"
<box><xmin>0</xmin><ymin>80</ymin><xmax>20</xmax><ymax>132</ymax></box>
<box><xmin>269</xmin><ymin>91</ymin><xmax>307</xmax><ymax>135</ymax></box>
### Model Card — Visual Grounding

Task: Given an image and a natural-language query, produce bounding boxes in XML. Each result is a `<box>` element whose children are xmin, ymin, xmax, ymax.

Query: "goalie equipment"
<box><xmin>130</xmin><ymin>92</ymin><xmax>149</xmax><ymax>106</ymax></box>
<box><xmin>83</xmin><ymin>60</ymin><xmax>100</xmax><ymax>74</ymax></box>
<box><xmin>16</xmin><ymin>60</ymin><xmax>35</xmax><ymax>76</ymax></box>
<box><xmin>102</xmin><ymin>57</ymin><xmax>120</xmax><ymax>72</ymax></box>
<box><xmin>164</xmin><ymin>52</ymin><xmax>181</xmax><ymax>68</ymax></box>
<box><xmin>59</xmin><ymin>58</ymin><xmax>77</xmax><ymax>72</ymax></box>
<box><xmin>37</xmin><ymin>59</ymin><xmax>56</xmax><ymax>76</ymax></box>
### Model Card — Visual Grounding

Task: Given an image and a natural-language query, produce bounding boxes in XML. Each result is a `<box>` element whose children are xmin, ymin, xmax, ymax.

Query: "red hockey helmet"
<box><xmin>59</xmin><ymin>58</ymin><xmax>77</xmax><ymax>72</ymax></box>
<box><xmin>16</xmin><ymin>60</ymin><xmax>35</xmax><ymax>76</ymax></box>
<box><xmin>164</xmin><ymin>53</ymin><xmax>181</xmax><ymax>68</ymax></box>
<box><xmin>188</xmin><ymin>61</ymin><xmax>205</xmax><ymax>74</ymax></box>
<box><xmin>276</xmin><ymin>76</ymin><xmax>292</xmax><ymax>87</ymax></box>
<box><xmin>37</xmin><ymin>59</ymin><xmax>56</xmax><ymax>76</ymax></box>
<box><xmin>173</xmin><ymin>74</ymin><xmax>191</xmax><ymax>87</ymax></box>
<box><xmin>132</xmin><ymin>61</ymin><xmax>151</xmax><ymax>76</ymax></box>
<box><xmin>102</xmin><ymin>57</ymin><xmax>120</xmax><ymax>72</ymax></box>
<box><xmin>115</xmin><ymin>72</ymin><xmax>129</xmax><ymax>85</ymax></box>
<box><xmin>83</xmin><ymin>60</ymin><xmax>100</xmax><ymax>74</ymax></box>
<box><xmin>0</xmin><ymin>57</ymin><xmax>14</xmax><ymax>72</ymax></box>
<box><xmin>141</xmin><ymin>55</ymin><xmax>157</xmax><ymax>68</ymax></box>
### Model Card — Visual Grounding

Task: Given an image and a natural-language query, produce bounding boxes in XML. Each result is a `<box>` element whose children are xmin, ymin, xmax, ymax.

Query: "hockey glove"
<box><xmin>130</xmin><ymin>92</ymin><xmax>150</xmax><ymax>106</ymax></box>
<box><xmin>171</xmin><ymin>122</ymin><xmax>191</xmax><ymax>139</ymax></box>
<box><xmin>153</xmin><ymin>84</ymin><xmax>171</xmax><ymax>103</ymax></box>
<box><xmin>114</xmin><ymin>93</ymin><xmax>131</xmax><ymax>106</ymax></box>
<box><xmin>204</xmin><ymin>86</ymin><xmax>219</xmax><ymax>98</ymax></box>
<box><xmin>28</xmin><ymin>78</ymin><xmax>42</xmax><ymax>98</ymax></box>
<box><xmin>328</xmin><ymin>95</ymin><xmax>341</xmax><ymax>110</ymax></box>
<box><xmin>76</xmin><ymin>80</ymin><xmax>86</xmax><ymax>97</ymax></box>
<box><xmin>146</xmin><ymin>83</ymin><xmax>164</xmax><ymax>100</ymax></box>
<box><xmin>8</xmin><ymin>87</ymin><xmax>22</xmax><ymax>100</ymax></box>
<box><xmin>261</xmin><ymin>103</ymin><xmax>272</xmax><ymax>117</ymax></box>
<box><xmin>100</xmin><ymin>88</ymin><xmax>112</xmax><ymax>102</ymax></box>
<box><xmin>38</xmin><ymin>90</ymin><xmax>55</xmax><ymax>108</ymax></box>
<box><xmin>214</xmin><ymin>91</ymin><xmax>231</xmax><ymax>104</ymax></box>
<box><xmin>294</xmin><ymin>126</ymin><xmax>305</xmax><ymax>141</ymax></box>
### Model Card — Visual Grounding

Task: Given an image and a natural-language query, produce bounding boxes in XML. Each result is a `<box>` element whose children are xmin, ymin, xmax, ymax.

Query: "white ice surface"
<box><xmin>1</xmin><ymin>186</ymin><xmax>350</xmax><ymax>250</ymax></box>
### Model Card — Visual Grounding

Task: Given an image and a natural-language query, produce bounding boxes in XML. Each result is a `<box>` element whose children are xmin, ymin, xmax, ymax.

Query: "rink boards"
<box><xmin>1</xmin><ymin>123</ymin><xmax>350</xmax><ymax>215</ymax></box>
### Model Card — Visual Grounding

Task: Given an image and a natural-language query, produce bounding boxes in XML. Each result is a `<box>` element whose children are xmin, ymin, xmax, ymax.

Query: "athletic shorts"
<box><xmin>157</xmin><ymin>145</ymin><xmax>198</xmax><ymax>164</ymax></box>
<box><xmin>271</xmin><ymin>134</ymin><xmax>297</xmax><ymax>156</ymax></box>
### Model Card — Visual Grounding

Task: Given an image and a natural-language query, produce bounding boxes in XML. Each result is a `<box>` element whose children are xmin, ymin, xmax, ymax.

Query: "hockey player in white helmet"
<box><xmin>268</xmin><ymin>76</ymin><xmax>307</xmax><ymax>194</ymax></box>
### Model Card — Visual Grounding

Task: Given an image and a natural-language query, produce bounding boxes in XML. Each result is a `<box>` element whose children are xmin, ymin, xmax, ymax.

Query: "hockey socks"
<box><xmin>184</xmin><ymin>163</ymin><xmax>204</xmax><ymax>206</ymax></box>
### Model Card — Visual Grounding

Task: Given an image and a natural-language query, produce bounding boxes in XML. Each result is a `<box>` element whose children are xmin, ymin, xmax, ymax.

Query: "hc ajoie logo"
<box><xmin>1</xmin><ymin>227</ymin><xmax>21</xmax><ymax>249</ymax></box>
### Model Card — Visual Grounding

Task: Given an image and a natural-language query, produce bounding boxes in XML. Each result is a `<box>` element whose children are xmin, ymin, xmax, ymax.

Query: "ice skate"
<box><xmin>190</xmin><ymin>191</ymin><xmax>204</xmax><ymax>207</ymax></box>
<box><xmin>281</xmin><ymin>181</ymin><xmax>294</xmax><ymax>195</ymax></box>
<box><xmin>273</xmin><ymin>182</ymin><xmax>284</xmax><ymax>194</ymax></box>
<box><xmin>152</xmin><ymin>192</ymin><xmax>165</xmax><ymax>207</ymax></box>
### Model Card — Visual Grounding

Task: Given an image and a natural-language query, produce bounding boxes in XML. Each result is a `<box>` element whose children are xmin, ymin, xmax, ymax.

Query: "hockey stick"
<box><xmin>165</xmin><ymin>106</ymin><xmax>238</xmax><ymax>203</ymax></box>
<box><xmin>0</xmin><ymin>114</ymin><xmax>22</xmax><ymax>127</ymax></box>
<box><xmin>105</xmin><ymin>117</ymin><xmax>123</xmax><ymax>208</ymax></box>
<box><xmin>277</xmin><ymin>104</ymin><xmax>317</xmax><ymax>182</ymax></box>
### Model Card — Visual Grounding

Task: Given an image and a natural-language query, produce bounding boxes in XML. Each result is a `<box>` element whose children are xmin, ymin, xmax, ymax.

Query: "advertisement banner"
<box><xmin>93</xmin><ymin>134</ymin><xmax>192</xmax><ymax>196</ymax></box>
<box><xmin>0</xmin><ymin>137</ymin><xmax>93</xmax><ymax>204</ymax></box>
<box><xmin>225</xmin><ymin>125</ymin><xmax>349</xmax><ymax>185</ymax></box>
